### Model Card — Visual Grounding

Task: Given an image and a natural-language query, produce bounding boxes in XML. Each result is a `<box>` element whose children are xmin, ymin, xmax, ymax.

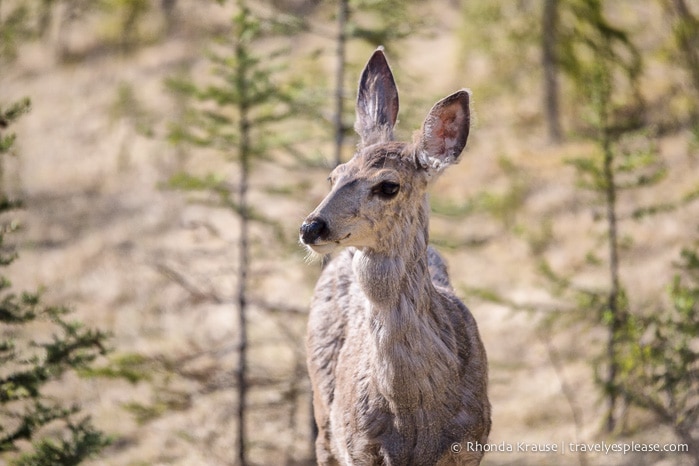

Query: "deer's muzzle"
<box><xmin>300</xmin><ymin>217</ymin><xmax>330</xmax><ymax>245</ymax></box>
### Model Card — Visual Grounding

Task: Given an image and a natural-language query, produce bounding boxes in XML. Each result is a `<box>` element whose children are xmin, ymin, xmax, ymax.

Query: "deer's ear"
<box><xmin>415</xmin><ymin>90</ymin><xmax>471</xmax><ymax>174</ymax></box>
<box><xmin>355</xmin><ymin>48</ymin><xmax>399</xmax><ymax>146</ymax></box>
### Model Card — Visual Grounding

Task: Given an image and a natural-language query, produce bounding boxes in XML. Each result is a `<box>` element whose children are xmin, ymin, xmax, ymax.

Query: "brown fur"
<box><xmin>300</xmin><ymin>49</ymin><xmax>491</xmax><ymax>466</ymax></box>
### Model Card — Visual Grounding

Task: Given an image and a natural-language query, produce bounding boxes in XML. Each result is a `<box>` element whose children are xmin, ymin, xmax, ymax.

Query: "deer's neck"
<box><xmin>351</xmin><ymin>198</ymin><xmax>458</xmax><ymax>412</ymax></box>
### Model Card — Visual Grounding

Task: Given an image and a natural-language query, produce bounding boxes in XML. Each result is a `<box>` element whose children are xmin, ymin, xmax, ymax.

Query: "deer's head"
<box><xmin>300</xmin><ymin>49</ymin><xmax>471</xmax><ymax>256</ymax></box>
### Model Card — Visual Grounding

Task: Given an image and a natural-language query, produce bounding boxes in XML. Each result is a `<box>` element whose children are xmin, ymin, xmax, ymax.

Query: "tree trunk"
<box><xmin>599</xmin><ymin>77</ymin><xmax>623</xmax><ymax>434</ymax></box>
<box><xmin>161</xmin><ymin>0</ymin><xmax>178</xmax><ymax>34</ymax></box>
<box><xmin>667</xmin><ymin>0</ymin><xmax>699</xmax><ymax>122</ymax></box>
<box><xmin>333</xmin><ymin>0</ymin><xmax>348</xmax><ymax>166</ymax></box>
<box><xmin>542</xmin><ymin>0</ymin><xmax>562</xmax><ymax>143</ymax></box>
<box><xmin>235</xmin><ymin>3</ymin><xmax>250</xmax><ymax>464</ymax></box>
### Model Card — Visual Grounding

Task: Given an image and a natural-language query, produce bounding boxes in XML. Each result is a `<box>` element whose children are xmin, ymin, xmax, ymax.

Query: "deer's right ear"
<box><xmin>354</xmin><ymin>48</ymin><xmax>399</xmax><ymax>147</ymax></box>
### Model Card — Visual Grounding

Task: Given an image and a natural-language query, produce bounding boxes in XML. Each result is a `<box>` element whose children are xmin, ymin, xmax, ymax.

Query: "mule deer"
<box><xmin>300</xmin><ymin>49</ymin><xmax>491</xmax><ymax>466</ymax></box>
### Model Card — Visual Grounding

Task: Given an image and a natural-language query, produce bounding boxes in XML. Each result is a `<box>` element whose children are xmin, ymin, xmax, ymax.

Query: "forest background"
<box><xmin>0</xmin><ymin>0</ymin><xmax>697</xmax><ymax>465</ymax></box>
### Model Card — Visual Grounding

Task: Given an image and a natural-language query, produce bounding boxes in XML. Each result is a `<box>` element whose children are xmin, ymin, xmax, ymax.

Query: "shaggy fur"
<box><xmin>301</xmin><ymin>49</ymin><xmax>491</xmax><ymax>466</ymax></box>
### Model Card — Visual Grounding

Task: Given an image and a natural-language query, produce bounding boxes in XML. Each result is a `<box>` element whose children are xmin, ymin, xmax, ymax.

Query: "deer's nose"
<box><xmin>300</xmin><ymin>217</ymin><xmax>330</xmax><ymax>244</ymax></box>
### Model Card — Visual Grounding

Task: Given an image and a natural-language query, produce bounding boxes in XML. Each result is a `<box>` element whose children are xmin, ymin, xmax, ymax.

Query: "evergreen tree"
<box><xmin>616</xmin><ymin>242</ymin><xmax>699</xmax><ymax>464</ymax></box>
<box><xmin>663</xmin><ymin>0</ymin><xmax>699</xmax><ymax>108</ymax></box>
<box><xmin>557</xmin><ymin>0</ymin><xmax>648</xmax><ymax>433</ymax></box>
<box><xmin>0</xmin><ymin>98</ymin><xmax>30</xmax><ymax>195</ymax></box>
<box><xmin>553</xmin><ymin>124</ymin><xmax>666</xmax><ymax>433</ymax></box>
<box><xmin>439</xmin><ymin>1</ymin><xmax>695</xmax><ymax>445</ymax></box>
<box><xmin>166</xmin><ymin>1</ymin><xmax>304</xmax><ymax>463</ymax></box>
<box><xmin>1</xmin><ymin>91</ymin><xmax>110</xmax><ymax>466</ymax></box>
<box><xmin>0</xmin><ymin>1</ymin><xmax>32</xmax><ymax>65</ymax></box>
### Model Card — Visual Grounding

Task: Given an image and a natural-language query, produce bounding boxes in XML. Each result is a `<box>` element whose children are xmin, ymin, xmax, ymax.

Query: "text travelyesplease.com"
<box><xmin>450</xmin><ymin>441</ymin><xmax>689</xmax><ymax>455</ymax></box>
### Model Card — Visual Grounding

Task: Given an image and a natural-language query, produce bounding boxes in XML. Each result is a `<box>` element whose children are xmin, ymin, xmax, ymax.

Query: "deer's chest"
<box><xmin>329</xmin><ymin>320</ymin><xmax>455</xmax><ymax>465</ymax></box>
<box><xmin>328</xmin><ymin>385</ymin><xmax>454</xmax><ymax>466</ymax></box>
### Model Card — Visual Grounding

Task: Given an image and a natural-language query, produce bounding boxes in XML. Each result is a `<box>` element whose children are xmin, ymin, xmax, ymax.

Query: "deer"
<box><xmin>300</xmin><ymin>48</ymin><xmax>491</xmax><ymax>466</ymax></box>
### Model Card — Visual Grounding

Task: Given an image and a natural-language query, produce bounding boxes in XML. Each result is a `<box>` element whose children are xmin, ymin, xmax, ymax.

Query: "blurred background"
<box><xmin>0</xmin><ymin>0</ymin><xmax>697</xmax><ymax>465</ymax></box>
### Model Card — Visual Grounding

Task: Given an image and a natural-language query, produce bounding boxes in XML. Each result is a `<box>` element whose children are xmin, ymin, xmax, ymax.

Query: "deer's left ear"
<box><xmin>415</xmin><ymin>89</ymin><xmax>470</xmax><ymax>174</ymax></box>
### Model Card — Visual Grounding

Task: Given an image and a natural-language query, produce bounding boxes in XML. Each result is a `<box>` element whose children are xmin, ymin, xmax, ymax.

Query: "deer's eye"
<box><xmin>374</xmin><ymin>181</ymin><xmax>400</xmax><ymax>198</ymax></box>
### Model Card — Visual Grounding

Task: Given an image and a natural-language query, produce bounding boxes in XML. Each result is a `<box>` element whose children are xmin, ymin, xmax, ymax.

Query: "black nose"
<box><xmin>300</xmin><ymin>217</ymin><xmax>329</xmax><ymax>244</ymax></box>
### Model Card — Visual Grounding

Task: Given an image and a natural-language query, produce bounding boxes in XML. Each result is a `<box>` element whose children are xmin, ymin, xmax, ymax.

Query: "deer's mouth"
<box><xmin>304</xmin><ymin>233</ymin><xmax>351</xmax><ymax>255</ymax></box>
